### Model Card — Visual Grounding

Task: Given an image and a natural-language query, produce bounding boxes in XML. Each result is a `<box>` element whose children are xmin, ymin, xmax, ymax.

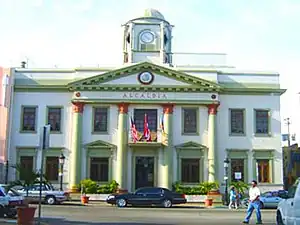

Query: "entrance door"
<box><xmin>135</xmin><ymin>156</ymin><xmax>154</xmax><ymax>190</ymax></box>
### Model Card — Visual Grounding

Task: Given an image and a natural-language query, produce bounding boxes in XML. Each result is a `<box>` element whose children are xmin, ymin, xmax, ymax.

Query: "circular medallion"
<box><xmin>138</xmin><ymin>71</ymin><xmax>154</xmax><ymax>85</ymax></box>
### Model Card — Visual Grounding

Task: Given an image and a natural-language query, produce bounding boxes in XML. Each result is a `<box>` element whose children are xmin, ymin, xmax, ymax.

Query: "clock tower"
<box><xmin>122</xmin><ymin>9</ymin><xmax>173</xmax><ymax>65</ymax></box>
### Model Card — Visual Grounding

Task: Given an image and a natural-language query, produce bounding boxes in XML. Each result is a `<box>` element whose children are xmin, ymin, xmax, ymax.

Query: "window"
<box><xmin>230</xmin><ymin>109</ymin><xmax>245</xmax><ymax>135</ymax></box>
<box><xmin>257</xmin><ymin>159</ymin><xmax>270</xmax><ymax>183</ymax></box>
<box><xmin>47</xmin><ymin>107</ymin><xmax>62</xmax><ymax>132</ymax></box>
<box><xmin>93</xmin><ymin>107</ymin><xmax>108</xmax><ymax>133</ymax></box>
<box><xmin>181</xmin><ymin>159</ymin><xmax>200</xmax><ymax>183</ymax></box>
<box><xmin>230</xmin><ymin>159</ymin><xmax>245</xmax><ymax>182</ymax></box>
<box><xmin>45</xmin><ymin>157</ymin><xmax>59</xmax><ymax>181</ymax></box>
<box><xmin>182</xmin><ymin>108</ymin><xmax>198</xmax><ymax>134</ymax></box>
<box><xmin>90</xmin><ymin>157</ymin><xmax>109</xmax><ymax>182</ymax></box>
<box><xmin>134</xmin><ymin>109</ymin><xmax>157</xmax><ymax>132</ymax></box>
<box><xmin>19</xmin><ymin>156</ymin><xmax>34</xmax><ymax>180</ymax></box>
<box><xmin>255</xmin><ymin>109</ymin><xmax>269</xmax><ymax>134</ymax></box>
<box><xmin>21</xmin><ymin>107</ymin><xmax>37</xmax><ymax>132</ymax></box>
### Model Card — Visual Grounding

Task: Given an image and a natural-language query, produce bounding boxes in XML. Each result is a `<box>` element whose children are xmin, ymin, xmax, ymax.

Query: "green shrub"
<box><xmin>77</xmin><ymin>179</ymin><xmax>119</xmax><ymax>194</ymax></box>
<box><xmin>78</xmin><ymin>179</ymin><xmax>98</xmax><ymax>194</ymax></box>
<box><xmin>230</xmin><ymin>181</ymin><xmax>249</xmax><ymax>195</ymax></box>
<box><xmin>172</xmin><ymin>181</ymin><xmax>219</xmax><ymax>195</ymax></box>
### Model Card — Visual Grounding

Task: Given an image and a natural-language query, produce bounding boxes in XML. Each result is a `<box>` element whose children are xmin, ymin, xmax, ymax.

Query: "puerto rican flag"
<box><xmin>143</xmin><ymin>114</ymin><xmax>152</xmax><ymax>142</ymax></box>
<box><xmin>130</xmin><ymin>115</ymin><xmax>138</xmax><ymax>143</ymax></box>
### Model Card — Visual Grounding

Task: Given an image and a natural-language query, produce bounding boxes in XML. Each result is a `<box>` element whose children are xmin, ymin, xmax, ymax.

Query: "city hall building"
<box><xmin>7</xmin><ymin>9</ymin><xmax>285</xmax><ymax>192</ymax></box>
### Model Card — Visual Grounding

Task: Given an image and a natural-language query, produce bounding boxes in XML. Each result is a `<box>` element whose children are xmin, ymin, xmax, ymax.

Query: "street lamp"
<box><xmin>224</xmin><ymin>158</ymin><xmax>230</xmax><ymax>206</ymax></box>
<box><xmin>59</xmin><ymin>153</ymin><xmax>66</xmax><ymax>191</ymax></box>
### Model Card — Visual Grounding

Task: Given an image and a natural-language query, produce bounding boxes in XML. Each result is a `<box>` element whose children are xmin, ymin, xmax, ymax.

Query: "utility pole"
<box><xmin>284</xmin><ymin>118</ymin><xmax>291</xmax><ymax>147</ymax></box>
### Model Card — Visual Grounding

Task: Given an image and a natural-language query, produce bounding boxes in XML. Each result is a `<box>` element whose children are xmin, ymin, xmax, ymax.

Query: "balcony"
<box><xmin>128</xmin><ymin>129</ymin><xmax>164</xmax><ymax>147</ymax></box>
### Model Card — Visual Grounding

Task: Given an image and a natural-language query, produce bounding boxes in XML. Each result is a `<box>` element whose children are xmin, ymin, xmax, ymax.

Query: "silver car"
<box><xmin>17</xmin><ymin>183</ymin><xmax>70</xmax><ymax>205</ymax></box>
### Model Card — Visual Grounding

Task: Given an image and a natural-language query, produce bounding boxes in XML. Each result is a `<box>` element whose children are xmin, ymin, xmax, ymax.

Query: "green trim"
<box><xmin>226</xmin><ymin>149</ymin><xmax>249</xmax><ymax>183</ymax></box>
<box><xmin>46</xmin><ymin>106</ymin><xmax>64</xmax><ymax>134</ymax></box>
<box><xmin>67</xmin><ymin>61</ymin><xmax>222</xmax><ymax>91</ymax></box>
<box><xmin>91</xmin><ymin>106</ymin><xmax>110</xmax><ymax>134</ymax></box>
<box><xmin>85</xmin><ymin>140</ymin><xmax>117</xmax><ymax>149</ymax></box>
<box><xmin>176</xmin><ymin>148</ymin><xmax>205</xmax><ymax>184</ymax></box>
<box><xmin>253</xmin><ymin>108</ymin><xmax>272</xmax><ymax>137</ymax></box>
<box><xmin>252</xmin><ymin>149</ymin><xmax>275</xmax><ymax>183</ymax></box>
<box><xmin>131</xmin><ymin>149</ymin><xmax>158</xmax><ymax>191</ymax></box>
<box><xmin>175</xmin><ymin>141</ymin><xmax>207</xmax><ymax>149</ymax></box>
<box><xmin>17</xmin><ymin>149</ymin><xmax>36</xmax><ymax>180</ymax></box>
<box><xmin>20</xmin><ymin>105</ymin><xmax>38</xmax><ymax>133</ymax></box>
<box><xmin>128</xmin><ymin>142</ymin><xmax>163</xmax><ymax>147</ymax></box>
<box><xmin>86</xmin><ymin>149</ymin><xmax>113</xmax><ymax>183</ymax></box>
<box><xmin>229</xmin><ymin>108</ymin><xmax>246</xmax><ymax>136</ymax></box>
<box><xmin>181</xmin><ymin>107</ymin><xmax>199</xmax><ymax>136</ymax></box>
<box><xmin>222</xmin><ymin>88</ymin><xmax>286</xmax><ymax>95</ymax></box>
<box><xmin>14</xmin><ymin>86</ymin><xmax>68</xmax><ymax>92</ymax></box>
<box><xmin>72</xmin><ymin>99</ymin><xmax>219</xmax><ymax>105</ymax></box>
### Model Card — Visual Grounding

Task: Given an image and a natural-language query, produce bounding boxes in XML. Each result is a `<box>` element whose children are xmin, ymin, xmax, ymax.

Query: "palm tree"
<box><xmin>9</xmin><ymin>164</ymin><xmax>40</xmax><ymax>197</ymax></box>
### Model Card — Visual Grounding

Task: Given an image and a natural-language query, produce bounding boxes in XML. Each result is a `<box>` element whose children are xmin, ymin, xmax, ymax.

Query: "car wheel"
<box><xmin>276</xmin><ymin>211</ymin><xmax>284</xmax><ymax>225</ymax></box>
<box><xmin>116</xmin><ymin>198</ymin><xmax>127</xmax><ymax>208</ymax></box>
<box><xmin>162</xmin><ymin>199</ymin><xmax>172</xmax><ymax>208</ymax></box>
<box><xmin>45</xmin><ymin>196</ymin><xmax>56</xmax><ymax>205</ymax></box>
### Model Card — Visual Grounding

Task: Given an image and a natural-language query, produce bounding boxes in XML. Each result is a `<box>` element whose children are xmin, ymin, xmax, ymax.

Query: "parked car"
<box><xmin>106</xmin><ymin>187</ymin><xmax>187</xmax><ymax>208</ymax></box>
<box><xmin>241</xmin><ymin>190</ymin><xmax>287</xmax><ymax>209</ymax></box>
<box><xmin>277</xmin><ymin>178</ymin><xmax>300</xmax><ymax>224</ymax></box>
<box><xmin>17</xmin><ymin>183</ymin><xmax>70</xmax><ymax>205</ymax></box>
<box><xmin>0</xmin><ymin>184</ymin><xmax>24</xmax><ymax>218</ymax></box>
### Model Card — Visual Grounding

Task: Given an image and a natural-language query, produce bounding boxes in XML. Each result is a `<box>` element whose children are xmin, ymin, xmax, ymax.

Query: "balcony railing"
<box><xmin>128</xmin><ymin>129</ymin><xmax>163</xmax><ymax>143</ymax></box>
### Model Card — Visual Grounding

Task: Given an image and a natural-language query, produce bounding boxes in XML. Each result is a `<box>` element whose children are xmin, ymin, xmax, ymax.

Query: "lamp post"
<box><xmin>224</xmin><ymin>158</ymin><xmax>230</xmax><ymax>206</ymax></box>
<box><xmin>59</xmin><ymin>153</ymin><xmax>65</xmax><ymax>191</ymax></box>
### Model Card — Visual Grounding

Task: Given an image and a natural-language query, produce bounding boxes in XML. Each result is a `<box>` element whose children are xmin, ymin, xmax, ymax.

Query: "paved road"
<box><xmin>26</xmin><ymin>204</ymin><xmax>279</xmax><ymax>225</ymax></box>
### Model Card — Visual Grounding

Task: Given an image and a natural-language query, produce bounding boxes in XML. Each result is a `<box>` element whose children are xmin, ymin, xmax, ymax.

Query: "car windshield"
<box><xmin>1</xmin><ymin>185</ymin><xmax>22</xmax><ymax>196</ymax></box>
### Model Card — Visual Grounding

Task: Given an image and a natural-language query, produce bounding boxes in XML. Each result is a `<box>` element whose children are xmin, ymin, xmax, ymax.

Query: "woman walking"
<box><xmin>229</xmin><ymin>186</ymin><xmax>238</xmax><ymax>209</ymax></box>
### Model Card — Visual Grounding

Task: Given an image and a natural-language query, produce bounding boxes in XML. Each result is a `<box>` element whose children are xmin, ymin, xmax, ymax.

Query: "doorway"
<box><xmin>135</xmin><ymin>156</ymin><xmax>154</xmax><ymax>190</ymax></box>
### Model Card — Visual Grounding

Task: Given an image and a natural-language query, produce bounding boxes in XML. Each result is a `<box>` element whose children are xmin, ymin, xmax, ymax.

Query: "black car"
<box><xmin>106</xmin><ymin>187</ymin><xmax>187</xmax><ymax>208</ymax></box>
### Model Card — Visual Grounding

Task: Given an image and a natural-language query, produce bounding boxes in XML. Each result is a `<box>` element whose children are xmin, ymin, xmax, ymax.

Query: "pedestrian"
<box><xmin>242</xmin><ymin>180</ymin><xmax>263</xmax><ymax>224</ymax></box>
<box><xmin>229</xmin><ymin>186</ymin><xmax>238</xmax><ymax>209</ymax></box>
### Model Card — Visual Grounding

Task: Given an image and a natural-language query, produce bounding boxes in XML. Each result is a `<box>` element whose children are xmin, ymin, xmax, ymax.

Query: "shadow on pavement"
<box><xmin>39</xmin><ymin>218</ymin><xmax>176</xmax><ymax>225</ymax></box>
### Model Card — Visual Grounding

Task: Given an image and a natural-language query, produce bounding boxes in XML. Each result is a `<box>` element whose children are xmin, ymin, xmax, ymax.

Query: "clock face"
<box><xmin>138</xmin><ymin>72</ymin><xmax>154</xmax><ymax>85</ymax></box>
<box><xmin>141</xmin><ymin>31</ymin><xmax>155</xmax><ymax>43</ymax></box>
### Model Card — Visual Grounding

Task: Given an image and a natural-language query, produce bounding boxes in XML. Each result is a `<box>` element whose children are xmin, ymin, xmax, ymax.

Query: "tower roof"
<box><xmin>143</xmin><ymin>8</ymin><xmax>165</xmax><ymax>20</ymax></box>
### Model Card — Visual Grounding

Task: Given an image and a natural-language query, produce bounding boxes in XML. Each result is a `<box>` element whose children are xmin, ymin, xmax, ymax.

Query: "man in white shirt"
<box><xmin>243</xmin><ymin>180</ymin><xmax>263</xmax><ymax>224</ymax></box>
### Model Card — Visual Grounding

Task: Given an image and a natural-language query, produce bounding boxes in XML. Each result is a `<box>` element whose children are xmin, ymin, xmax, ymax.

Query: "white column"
<box><xmin>248</xmin><ymin>151</ymin><xmax>254</xmax><ymax>183</ymax></box>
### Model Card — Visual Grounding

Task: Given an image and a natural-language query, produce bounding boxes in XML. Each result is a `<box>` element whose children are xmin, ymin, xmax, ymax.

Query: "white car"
<box><xmin>277</xmin><ymin>178</ymin><xmax>300</xmax><ymax>224</ymax></box>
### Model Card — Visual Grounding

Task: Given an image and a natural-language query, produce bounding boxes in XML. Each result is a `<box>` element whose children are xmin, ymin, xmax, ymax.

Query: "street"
<box><xmin>24</xmin><ymin>204</ymin><xmax>278</xmax><ymax>225</ymax></box>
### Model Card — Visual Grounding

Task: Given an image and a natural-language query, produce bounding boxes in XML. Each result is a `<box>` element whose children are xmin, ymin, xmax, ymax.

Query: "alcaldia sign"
<box><xmin>122</xmin><ymin>92</ymin><xmax>167</xmax><ymax>99</ymax></box>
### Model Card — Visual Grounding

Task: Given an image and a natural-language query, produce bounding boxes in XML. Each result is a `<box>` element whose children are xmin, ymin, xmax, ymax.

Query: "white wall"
<box><xmin>217</xmin><ymin>94</ymin><xmax>282</xmax><ymax>184</ymax></box>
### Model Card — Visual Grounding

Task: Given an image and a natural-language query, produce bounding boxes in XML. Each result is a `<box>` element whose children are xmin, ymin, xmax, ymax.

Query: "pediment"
<box><xmin>85</xmin><ymin>140</ymin><xmax>116</xmax><ymax>149</ymax></box>
<box><xmin>175</xmin><ymin>141</ymin><xmax>207</xmax><ymax>149</ymax></box>
<box><xmin>68</xmin><ymin>62</ymin><xmax>222</xmax><ymax>92</ymax></box>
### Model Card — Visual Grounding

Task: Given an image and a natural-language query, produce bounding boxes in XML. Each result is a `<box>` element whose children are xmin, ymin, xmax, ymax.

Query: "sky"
<box><xmin>0</xmin><ymin>0</ymin><xmax>300</xmax><ymax>141</ymax></box>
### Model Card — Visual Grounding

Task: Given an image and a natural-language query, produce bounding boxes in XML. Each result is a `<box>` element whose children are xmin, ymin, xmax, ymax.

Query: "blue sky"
<box><xmin>1</xmin><ymin>0</ymin><xmax>300</xmax><ymax>139</ymax></box>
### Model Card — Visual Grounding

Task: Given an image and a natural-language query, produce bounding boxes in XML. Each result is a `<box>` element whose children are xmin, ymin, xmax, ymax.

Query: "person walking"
<box><xmin>242</xmin><ymin>180</ymin><xmax>263</xmax><ymax>224</ymax></box>
<box><xmin>228</xmin><ymin>186</ymin><xmax>238</xmax><ymax>209</ymax></box>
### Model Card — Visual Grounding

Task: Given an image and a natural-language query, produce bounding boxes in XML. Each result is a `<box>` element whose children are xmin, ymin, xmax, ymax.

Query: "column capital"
<box><xmin>207</xmin><ymin>104</ymin><xmax>220</xmax><ymax>115</ymax></box>
<box><xmin>162</xmin><ymin>104</ymin><xmax>174</xmax><ymax>114</ymax></box>
<box><xmin>72</xmin><ymin>102</ymin><xmax>85</xmax><ymax>113</ymax></box>
<box><xmin>118</xmin><ymin>103</ymin><xmax>129</xmax><ymax>114</ymax></box>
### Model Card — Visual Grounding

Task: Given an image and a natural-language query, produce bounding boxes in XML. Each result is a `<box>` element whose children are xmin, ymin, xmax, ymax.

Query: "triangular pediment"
<box><xmin>68</xmin><ymin>62</ymin><xmax>222</xmax><ymax>92</ymax></box>
<box><xmin>175</xmin><ymin>141</ymin><xmax>207</xmax><ymax>149</ymax></box>
<box><xmin>85</xmin><ymin>140</ymin><xmax>116</xmax><ymax>149</ymax></box>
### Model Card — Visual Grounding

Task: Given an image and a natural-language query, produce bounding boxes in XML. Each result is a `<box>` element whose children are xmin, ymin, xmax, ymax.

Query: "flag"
<box><xmin>143</xmin><ymin>114</ymin><xmax>151</xmax><ymax>142</ymax></box>
<box><xmin>130</xmin><ymin>115</ymin><xmax>138</xmax><ymax>143</ymax></box>
<box><xmin>160</xmin><ymin>113</ymin><xmax>165</xmax><ymax>134</ymax></box>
